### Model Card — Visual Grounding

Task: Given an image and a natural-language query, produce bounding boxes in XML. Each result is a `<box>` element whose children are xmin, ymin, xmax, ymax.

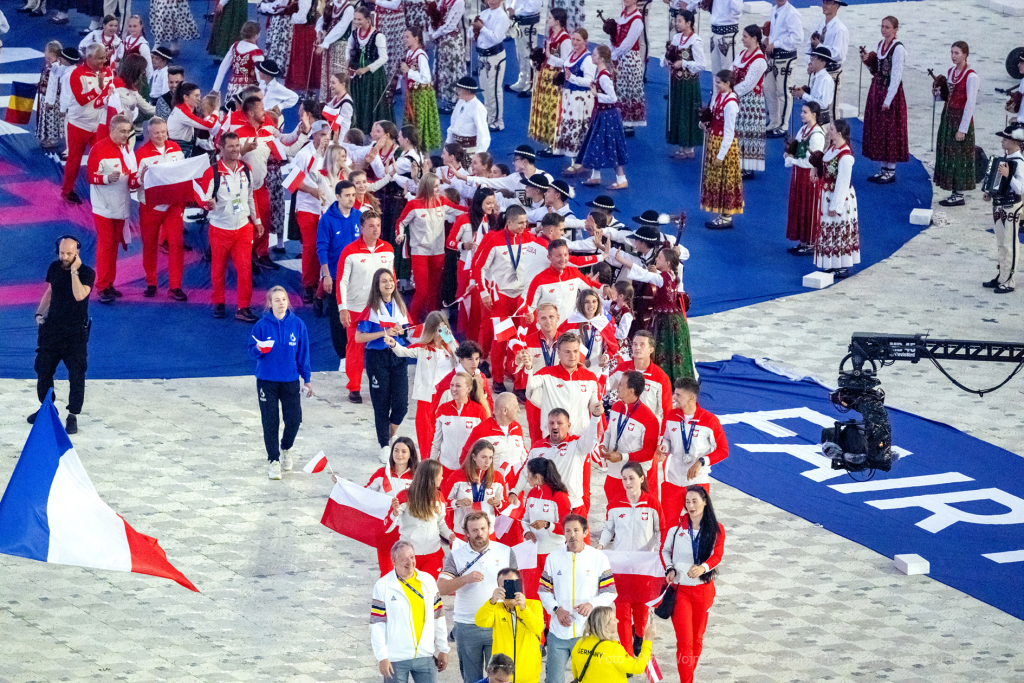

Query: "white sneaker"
<box><xmin>268</xmin><ymin>461</ymin><xmax>282</xmax><ymax>480</ymax></box>
<box><xmin>281</xmin><ymin>449</ymin><xmax>294</xmax><ymax>471</ymax></box>
<box><xmin>380</xmin><ymin>446</ymin><xmax>390</xmax><ymax>464</ymax></box>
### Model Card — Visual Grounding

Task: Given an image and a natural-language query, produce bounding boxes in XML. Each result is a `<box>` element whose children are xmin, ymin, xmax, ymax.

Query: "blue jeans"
<box><xmin>544</xmin><ymin>634</ymin><xmax>575</xmax><ymax>683</ymax></box>
<box><xmin>453</xmin><ymin>622</ymin><xmax>492</xmax><ymax>683</ymax></box>
<box><xmin>387</xmin><ymin>656</ymin><xmax>436</xmax><ymax>683</ymax></box>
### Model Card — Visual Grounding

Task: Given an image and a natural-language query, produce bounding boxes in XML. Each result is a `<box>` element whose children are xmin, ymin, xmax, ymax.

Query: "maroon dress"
<box><xmin>286</xmin><ymin>22</ymin><xmax>324</xmax><ymax>93</ymax></box>
<box><xmin>862</xmin><ymin>40</ymin><xmax>909</xmax><ymax>164</ymax></box>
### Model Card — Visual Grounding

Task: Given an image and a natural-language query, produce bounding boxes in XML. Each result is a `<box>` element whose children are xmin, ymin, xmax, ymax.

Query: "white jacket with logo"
<box><xmin>539</xmin><ymin>545</ymin><xmax>617</xmax><ymax>640</ymax></box>
<box><xmin>370</xmin><ymin>570</ymin><xmax>450</xmax><ymax>663</ymax></box>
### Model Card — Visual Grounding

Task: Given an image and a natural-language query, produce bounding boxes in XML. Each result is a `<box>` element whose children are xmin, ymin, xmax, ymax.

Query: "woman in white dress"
<box><xmin>813</xmin><ymin>119</ymin><xmax>860</xmax><ymax>278</ymax></box>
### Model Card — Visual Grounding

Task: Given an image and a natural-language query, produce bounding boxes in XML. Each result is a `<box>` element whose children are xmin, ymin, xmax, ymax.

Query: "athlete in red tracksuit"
<box><xmin>87</xmin><ymin>118</ymin><xmax>138</xmax><ymax>302</ymax></box>
<box><xmin>135</xmin><ymin>122</ymin><xmax>187</xmax><ymax>300</ymax></box>
<box><xmin>601</xmin><ymin>371</ymin><xmax>662</xmax><ymax>503</ymax></box>
<box><xmin>430</xmin><ymin>344</ymin><xmax>494</xmax><ymax>432</ymax></box>
<box><xmin>431</xmin><ymin>394</ymin><xmax>488</xmax><ymax>482</ymax></box>
<box><xmin>508</xmin><ymin>303</ymin><xmax>562</xmax><ymax>438</ymax></box>
<box><xmin>396</xmin><ymin>193</ymin><xmax>467</xmax><ymax>322</ymax></box>
<box><xmin>389</xmin><ymin>336</ymin><xmax>458</xmax><ymax>458</ymax></box>
<box><xmin>364</xmin><ymin>451</ymin><xmax>415</xmax><ymax>575</ymax></box>
<box><xmin>662</xmin><ymin>488</ymin><xmax>725</xmax><ymax>683</ymax></box>
<box><xmin>519</xmin><ymin>459</ymin><xmax>572</xmax><ymax>600</ymax></box>
<box><xmin>607</xmin><ymin>334</ymin><xmax>673</xmax><ymax>428</ymax></box>
<box><xmin>291</xmin><ymin>129</ymin><xmax>329</xmax><ymax>297</ymax></box>
<box><xmin>523</xmin><ymin>241</ymin><xmax>601</xmax><ymax>324</ymax></box>
<box><xmin>64</xmin><ymin>53</ymin><xmax>114</xmax><ymax>201</ymax></box>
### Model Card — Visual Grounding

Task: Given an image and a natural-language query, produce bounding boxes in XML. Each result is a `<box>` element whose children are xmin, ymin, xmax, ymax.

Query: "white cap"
<box><xmin>310</xmin><ymin>120</ymin><xmax>330</xmax><ymax>135</ymax></box>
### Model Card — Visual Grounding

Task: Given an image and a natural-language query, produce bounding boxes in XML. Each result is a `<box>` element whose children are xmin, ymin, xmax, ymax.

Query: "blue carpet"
<box><xmin>700</xmin><ymin>356</ymin><xmax>1024</xmax><ymax>622</ymax></box>
<box><xmin>0</xmin><ymin>3</ymin><xmax>931</xmax><ymax>379</ymax></box>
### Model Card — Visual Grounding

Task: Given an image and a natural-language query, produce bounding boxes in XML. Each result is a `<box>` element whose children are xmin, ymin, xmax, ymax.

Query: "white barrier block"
<box><xmin>910</xmin><ymin>208</ymin><xmax>933</xmax><ymax>226</ymax></box>
<box><xmin>803</xmin><ymin>271</ymin><xmax>834</xmax><ymax>289</ymax></box>
<box><xmin>744</xmin><ymin>1</ymin><xmax>773</xmax><ymax>15</ymax></box>
<box><xmin>894</xmin><ymin>554</ymin><xmax>930</xmax><ymax>575</ymax></box>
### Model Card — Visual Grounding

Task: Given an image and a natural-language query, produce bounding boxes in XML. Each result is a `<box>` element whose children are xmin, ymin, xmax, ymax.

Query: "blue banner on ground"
<box><xmin>698</xmin><ymin>356</ymin><xmax>1024</xmax><ymax>621</ymax></box>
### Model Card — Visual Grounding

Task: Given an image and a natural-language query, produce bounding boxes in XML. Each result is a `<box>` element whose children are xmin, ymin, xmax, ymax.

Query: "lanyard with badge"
<box><xmin>456</xmin><ymin>547</ymin><xmax>490</xmax><ymax>577</ymax></box>
<box><xmin>540</xmin><ymin>339</ymin><xmax>555</xmax><ymax>367</ymax></box>
<box><xmin>471</xmin><ymin>480</ymin><xmax>487</xmax><ymax>503</ymax></box>
<box><xmin>687</xmin><ymin>516</ymin><xmax>700</xmax><ymax>563</ymax></box>
<box><xmin>504</xmin><ymin>230</ymin><xmax>521</xmax><ymax>278</ymax></box>
<box><xmin>399</xmin><ymin>577</ymin><xmax>424</xmax><ymax>599</ymax></box>
<box><xmin>223</xmin><ymin>166</ymin><xmax>243</xmax><ymax>214</ymax></box>
<box><xmin>580</xmin><ymin>324</ymin><xmax>595</xmax><ymax>360</ymax></box>
<box><xmin>679</xmin><ymin>417</ymin><xmax>697</xmax><ymax>455</ymax></box>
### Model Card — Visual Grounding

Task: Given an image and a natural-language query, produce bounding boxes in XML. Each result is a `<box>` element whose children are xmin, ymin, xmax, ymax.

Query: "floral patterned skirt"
<box><xmin>264</xmin><ymin>15</ymin><xmax>293</xmax><ymax>77</ymax></box>
<box><xmin>434</xmin><ymin>32</ymin><xmax>466</xmax><ymax>110</ymax></box>
<box><xmin>814</xmin><ymin>187</ymin><xmax>861</xmax><ymax>270</ymax></box>
<box><xmin>404</xmin><ymin>86</ymin><xmax>443</xmax><ymax>151</ymax></box>
<box><xmin>150</xmin><ymin>0</ymin><xmax>199</xmax><ymax>43</ymax></box>
<box><xmin>36</xmin><ymin>101</ymin><xmax>64</xmax><ymax>145</ymax></box>
<box><xmin>737</xmin><ymin>91</ymin><xmax>766</xmax><ymax>171</ymax></box>
<box><xmin>553</xmin><ymin>88</ymin><xmax>594</xmax><ymax>157</ymax></box>
<box><xmin>862</xmin><ymin>80</ymin><xmax>908</xmax><ymax>163</ymax></box>
<box><xmin>700</xmin><ymin>134</ymin><xmax>743</xmax><ymax>215</ymax></box>
<box><xmin>615</xmin><ymin>49</ymin><xmax>646</xmax><ymax>125</ymax></box>
<box><xmin>320</xmin><ymin>41</ymin><xmax>348</xmax><ymax>103</ymax></box>
<box><xmin>286</xmin><ymin>23</ymin><xmax>322</xmax><ymax>93</ymax></box>
<box><xmin>378</xmin><ymin>8</ymin><xmax>406</xmax><ymax>96</ymax></box>
<box><xmin>576</xmin><ymin>106</ymin><xmax>628</xmax><ymax>170</ymax></box>
<box><xmin>528</xmin><ymin>67</ymin><xmax>561</xmax><ymax>146</ymax></box>
<box><xmin>934</xmin><ymin>105</ymin><xmax>976</xmax><ymax>192</ymax></box>
<box><xmin>551</xmin><ymin>0</ymin><xmax>584</xmax><ymax>32</ymax></box>
<box><xmin>652</xmin><ymin>311</ymin><xmax>695</xmax><ymax>386</ymax></box>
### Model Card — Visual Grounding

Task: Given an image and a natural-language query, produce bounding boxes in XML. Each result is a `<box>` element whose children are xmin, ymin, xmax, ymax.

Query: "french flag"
<box><xmin>143</xmin><ymin>155</ymin><xmax>212</xmax><ymax>207</ymax></box>
<box><xmin>0</xmin><ymin>394</ymin><xmax>198</xmax><ymax>592</ymax></box>
<box><xmin>321</xmin><ymin>478</ymin><xmax>392</xmax><ymax>547</ymax></box>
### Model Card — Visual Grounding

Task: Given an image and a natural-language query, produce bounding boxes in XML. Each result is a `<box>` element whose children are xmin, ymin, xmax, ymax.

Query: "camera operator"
<box><xmin>29</xmin><ymin>236</ymin><xmax>94</xmax><ymax>434</ymax></box>
<box><xmin>474</xmin><ymin>568</ymin><xmax>543</xmax><ymax>683</ymax></box>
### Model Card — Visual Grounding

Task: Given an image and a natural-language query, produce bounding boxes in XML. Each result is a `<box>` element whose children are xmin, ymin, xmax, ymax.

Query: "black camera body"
<box><xmin>821</xmin><ymin>371</ymin><xmax>894</xmax><ymax>473</ymax></box>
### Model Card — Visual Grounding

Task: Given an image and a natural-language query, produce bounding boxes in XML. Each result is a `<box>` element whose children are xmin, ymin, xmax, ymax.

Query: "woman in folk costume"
<box><xmin>731</xmin><ymin>25</ymin><xmax>767</xmax><ymax>178</ymax></box>
<box><xmin>375</xmin><ymin>0</ymin><xmax>406</xmax><ymax>100</ymax></box>
<box><xmin>149</xmin><ymin>0</ymin><xmax>199</xmax><ymax>52</ymax></box>
<box><xmin>429</xmin><ymin>0</ymin><xmax>467</xmax><ymax>113</ymax></box>
<box><xmin>933</xmin><ymin>41</ymin><xmax>979</xmax><ymax>208</ymax></box>
<box><xmin>359</xmin><ymin>436</ymin><xmax>419</xmax><ymax>574</ymax></box>
<box><xmin>664</xmin><ymin>9</ymin><xmax>704</xmax><ymax>160</ymax></box>
<box><xmin>114</xmin><ymin>55</ymin><xmax>156</xmax><ymax>142</ymax></box>
<box><xmin>783</xmin><ymin>101</ymin><xmax>825</xmax><ymax>256</ymax></box>
<box><xmin>213</xmin><ymin>21</ymin><xmax>265</xmax><ymax>100</ymax></box>
<box><xmin>208</xmin><ymin>0</ymin><xmax>251</xmax><ymax>59</ymax></box>
<box><xmin>605</xmin><ymin>242</ymin><xmax>695</xmax><ymax>383</ymax></box>
<box><xmin>79</xmin><ymin>15</ymin><xmax>123</xmax><ymax>69</ymax></box>
<box><xmin>401</xmin><ymin>27</ymin><xmax>442</xmax><ymax>152</ymax></box>
<box><xmin>315</xmin><ymin>0</ymin><xmax>354</xmax><ymax>101</ymax></box>
<box><xmin>36</xmin><ymin>41</ymin><xmax>64</xmax><ymax>150</ymax></box>
<box><xmin>553</xmin><ymin>29</ymin><xmax>596</xmax><ymax>167</ymax></box>
<box><xmin>286</xmin><ymin>0</ymin><xmax>323</xmax><ymax>94</ymax></box>
<box><xmin>324</xmin><ymin>71</ymin><xmax>354</xmax><ymax>139</ymax></box>
<box><xmin>122</xmin><ymin>16</ymin><xmax>154</xmax><ymax>85</ymax></box>
<box><xmin>860</xmin><ymin>15</ymin><xmax>908</xmax><ymax>185</ymax></box>
<box><xmin>451</xmin><ymin>187</ymin><xmax>498</xmax><ymax>340</ymax></box>
<box><xmin>577</xmin><ymin>45</ymin><xmax>629</xmax><ymax>190</ymax></box>
<box><xmin>405</xmin><ymin>0</ymin><xmax>430</xmax><ymax>32</ymax></box>
<box><xmin>813</xmin><ymin>119</ymin><xmax>860</xmax><ymax>278</ymax></box>
<box><xmin>530</xmin><ymin>9</ymin><xmax>571</xmax><ymax>154</ymax></box>
<box><xmin>700</xmin><ymin>70</ymin><xmax>743</xmax><ymax>229</ymax></box>
<box><xmin>348</xmin><ymin>6</ymin><xmax>392</xmax><ymax>132</ymax></box>
<box><xmin>259</xmin><ymin>0</ymin><xmax>296</xmax><ymax>79</ymax></box>
<box><xmin>608</xmin><ymin>0</ymin><xmax>645</xmax><ymax>133</ymax></box>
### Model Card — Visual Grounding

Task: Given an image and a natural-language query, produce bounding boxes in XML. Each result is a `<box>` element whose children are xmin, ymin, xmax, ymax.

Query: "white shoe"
<box><xmin>380</xmin><ymin>446</ymin><xmax>390</xmax><ymax>464</ymax></box>
<box><xmin>281</xmin><ymin>449</ymin><xmax>294</xmax><ymax>471</ymax></box>
<box><xmin>268</xmin><ymin>461</ymin><xmax>282</xmax><ymax>480</ymax></box>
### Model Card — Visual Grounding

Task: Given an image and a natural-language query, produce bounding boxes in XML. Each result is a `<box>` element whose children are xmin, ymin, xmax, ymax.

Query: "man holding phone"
<box><xmin>474</xmin><ymin>569</ymin><xmax>544</xmax><ymax>683</ymax></box>
<box><xmin>438</xmin><ymin>512</ymin><xmax>517</xmax><ymax>683</ymax></box>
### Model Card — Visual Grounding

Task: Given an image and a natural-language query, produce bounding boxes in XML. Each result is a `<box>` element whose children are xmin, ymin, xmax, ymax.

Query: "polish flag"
<box><xmin>265</xmin><ymin>134</ymin><xmax>289</xmax><ymax>162</ymax></box>
<box><xmin>492</xmin><ymin>317</ymin><xmax>516</xmax><ymax>342</ymax></box>
<box><xmin>645</xmin><ymin>654</ymin><xmax>663</xmax><ymax>683</ymax></box>
<box><xmin>143</xmin><ymin>155</ymin><xmax>213</xmax><ymax>207</ymax></box>
<box><xmin>284</xmin><ymin>165</ymin><xmax>308</xmax><ymax>193</ymax></box>
<box><xmin>507</xmin><ymin>325</ymin><xmax>530</xmax><ymax>351</ymax></box>
<box><xmin>604</xmin><ymin>550</ymin><xmax>664</xmax><ymax>603</ymax></box>
<box><xmin>321</xmin><ymin>478</ymin><xmax>392</xmax><ymax>547</ymax></box>
<box><xmin>252</xmin><ymin>336</ymin><xmax>275</xmax><ymax>354</ymax></box>
<box><xmin>321</xmin><ymin>104</ymin><xmax>340</xmax><ymax>128</ymax></box>
<box><xmin>303</xmin><ymin>451</ymin><xmax>329</xmax><ymax>474</ymax></box>
<box><xmin>493</xmin><ymin>499</ymin><xmax>526</xmax><ymax>540</ymax></box>
<box><xmin>0</xmin><ymin>392</ymin><xmax>198</xmax><ymax>591</ymax></box>
<box><xmin>405</xmin><ymin>323</ymin><xmax>424</xmax><ymax>339</ymax></box>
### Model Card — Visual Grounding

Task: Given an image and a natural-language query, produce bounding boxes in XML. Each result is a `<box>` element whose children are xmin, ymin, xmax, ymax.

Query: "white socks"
<box><xmin>590</xmin><ymin>170</ymin><xmax>601</xmax><ymax>180</ymax></box>
<box><xmin>616</xmin><ymin>174</ymin><xmax>627</xmax><ymax>184</ymax></box>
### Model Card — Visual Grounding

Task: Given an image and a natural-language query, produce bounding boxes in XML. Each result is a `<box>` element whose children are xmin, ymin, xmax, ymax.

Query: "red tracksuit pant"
<box><xmin>93</xmin><ymin>214</ymin><xmax>124</xmax><ymax>291</ymax></box>
<box><xmin>672</xmin><ymin>581</ymin><xmax>716</xmax><ymax>683</ymax></box>
<box><xmin>140</xmin><ymin>204</ymin><xmax>184</xmax><ymax>289</ymax></box>
<box><xmin>409</xmin><ymin>253</ymin><xmax>445</xmax><ymax>323</ymax></box>
<box><xmin>252</xmin><ymin>185</ymin><xmax>272</xmax><ymax>258</ymax></box>
<box><xmin>344</xmin><ymin>317</ymin><xmax>365</xmax><ymax>392</ymax></box>
<box><xmin>415</xmin><ymin>399</ymin><xmax>435</xmax><ymax>461</ymax></box>
<box><xmin>210</xmin><ymin>223</ymin><xmax>253</xmax><ymax>308</ymax></box>
<box><xmin>616</xmin><ymin>598</ymin><xmax>649</xmax><ymax>654</ymax></box>
<box><xmin>63</xmin><ymin>123</ymin><xmax>96</xmax><ymax>195</ymax></box>
<box><xmin>298</xmin><ymin>210</ymin><xmax>319</xmax><ymax>289</ymax></box>
<box><xmin>481</xmin><ymin>291</ymin><xmax>520</xmax><ymax>384</ymax></box>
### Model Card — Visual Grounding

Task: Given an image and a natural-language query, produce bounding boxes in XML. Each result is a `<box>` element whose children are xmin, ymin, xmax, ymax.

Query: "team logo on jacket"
<box><xmin>444</xmin><ymin>420</ymin><xmax>452</xmax><ymax>426</ymax></box>
<box><xmin>289</xmin><ymin>332</ymin><xmax>297</xmax><ymax>345</ymax></box>
<box><xmin>465</xmin><ymin>420</ymin><xmax>474</xmax><ymax>429</ymax></box>
<box><xmin>618</xmin><ymin>513</ymin><xmax>626</xmax><ymax>518</ymax></box>
<box><xmin>548</xmin><ymin>288</ymin><xmax>555</xmax><ymax>293</ymax></box>
<box><xmin>628</xmin><ymin>423</ymin><xmax>635</xmax><ymax>431</ymax></box>
<box><xmin>542</xmin><ymin>503</ymin><xmax>550</xmax><ymax>513</ymax></box>
<box><xmin>556</xmin><ymin>384</ymin><xmax>564</xmax><ymax>388</ymax></box>
<box><xmin>360</xmin><ymin>258</ymin><xmax>366</xmax><ymax>263</ymax></box>
<box><xmin>641</xmin><ymin>511</ymin><xmax>650</xmax><ymax>521</ymax></box>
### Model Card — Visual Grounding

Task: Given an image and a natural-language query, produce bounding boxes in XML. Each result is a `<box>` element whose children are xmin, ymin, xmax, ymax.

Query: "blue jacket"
<box><xmin>248</xmin><ymin>310</ymin><xmax>312</xmax><ymax>383</ymax></box>
<box><xmin>316</xmin><ymin>203</ymin><xmax>361</xmax><ymax>281</ymax></box>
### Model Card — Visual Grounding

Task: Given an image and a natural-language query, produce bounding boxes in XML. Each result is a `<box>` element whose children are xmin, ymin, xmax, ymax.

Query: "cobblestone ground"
<box><xmin>2</xmin><ymin>1</ymin><xmax>1024</xmax><ymax>681</ymax></box>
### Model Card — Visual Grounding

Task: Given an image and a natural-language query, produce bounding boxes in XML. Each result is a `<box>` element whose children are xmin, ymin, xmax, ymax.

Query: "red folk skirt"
<box><xmin>286</xmin><ymin>24</ymin><xmax>323</xmax><ymax>93</ymax></box>
<box><xmin>862</xmin><ymin>80</ymin><xmax>909</xmax><ymax>164</ymax></box>
<box><xmin>786</xmin><ymin>165</ymin><xmax>821</xmax><ymax>244</ymax></box>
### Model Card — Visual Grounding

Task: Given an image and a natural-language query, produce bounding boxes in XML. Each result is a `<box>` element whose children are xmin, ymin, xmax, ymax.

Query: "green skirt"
<box><xmin>352</xmin><ymin>67</ymin><xmax>393</xmax><ymax>134</ymax></box>
<box><xmin>404</xmin><ymin>86</ymin><xmax>443</xmax><ymax>152</ymax></box>
<box><xmin>933</xmin><ymin>104</ymin><xmax>976</xmax><ymax>193</ymax></box>
<box><xmin>206</xmin><ymin>0</ymin><xmax>248</xmax><ymax>58</ymax></box>
<box><xmin>652</xmin><ymin>311</ymin><xmax>696</xmax><ymax>386</ymax></box>
<box><xmin>667</xmin><ymin>76</ymin><xmax>703</xmax><ymax>148</ymax></box>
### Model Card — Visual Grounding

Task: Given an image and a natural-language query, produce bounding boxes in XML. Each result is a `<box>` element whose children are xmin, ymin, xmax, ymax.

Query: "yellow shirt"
<box><xmin>570</xmin><ymin>634</ymin><xmax>652</xmax><ymax>683</ymax></box>
<box><xmin>399</xmin><ymin>574</ymin><xmax>426</xmax><ymax>647</ymax></box>
<box><xmin>474</xmin><ymin>598</ymin><xmax>545</xmax><ymax>683</ymax></box>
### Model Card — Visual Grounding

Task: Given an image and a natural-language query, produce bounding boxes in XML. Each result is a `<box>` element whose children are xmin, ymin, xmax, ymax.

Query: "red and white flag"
<box><xmin>507</xmin><ymin>325</ymin><xmax>530</xmax><ymax>351</ymax></box>
<box><xmin>143</xmin><ymin>155</ymin><xmax>212</xmax><ymax>207</ymax></box>
<box><xmin>492</xmin><ymin>317</ymin><xmax>516</xmax><ymax>342</ymax></box>
<box><xmin>604</xmin><ymin>550</ymin><xmax>664</xmax><ymax>603</ymax></box>
<box><xmin>645</xmin><ymin>654</ymin><xmax>663</xmax><ymax>683</ymax></box>
<box><xmin>283</xmin><ymin>165</ymin><xmax>308</xmax><ymax>193</ymax></box>
<box><xmin>252</xmin><ymin>336</ymin><xmax>275</xmax><ymax>354</ymax></box>
<box><xmin>303</xmin><ymin>450</ymin><xmax>329</xmax><ymax>474</ymax></box>
<box><xmin>265</xmin><ymin>133</ymin><xmax>289</xmax><ymax>161</ymax></box>
<box><xmin>321</xmin><ymin>478</ymin><xmax>392</xmax><ymax>547</ymax></box>
<box><xmin>321</xmin><ymin>104</ymin><xmax>340</xmax><ymax>128</ymax></box>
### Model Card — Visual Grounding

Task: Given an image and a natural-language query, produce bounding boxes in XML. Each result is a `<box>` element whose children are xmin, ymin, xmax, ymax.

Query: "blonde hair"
<box><xmin>454</xmin><ymin>371</ymin><xmax>491</xmax><ymax>419</ymax></box>
<box><xmin>45</xmin><ymin>40</ymin><xmax>63</xmax><ymax>56</ymax></box>
<box><xmin>322</xmin><ymin>144</ymin><xmax>348</xmax><ymax>185</ymax></box>
<box><xmin>265</xmin><ymin>285</ymin><xmax>290</xmax><ymax>311</ymax></box>
<box><xmin>421</xmin><ymin>311</ymin><xmax>456</xmax><ymax>366</ymax></box>
<box><xmin>583</xmin><ymin>606</ymin><xmax>616</xmax><ymax>641</ymax></box>
<box><xmin>201</xmin><ymin>92</ymin><xmax>221</xmax><ymax>117</ymax></box>
<box><xmin>416</xmin><ymin>173</ymin><xmax>440</xmax><ymax>203</ymax></box>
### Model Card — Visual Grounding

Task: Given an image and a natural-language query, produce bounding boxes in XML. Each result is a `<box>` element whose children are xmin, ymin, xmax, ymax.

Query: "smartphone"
<box><xmin>504</xmin><ymin>578</ymin><xmax>522</xmax><ymax>600</ymax></box>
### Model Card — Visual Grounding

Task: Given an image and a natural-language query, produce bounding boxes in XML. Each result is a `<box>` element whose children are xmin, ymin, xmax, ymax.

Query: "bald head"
<box><xmin>494</xmin><ymin>392</ymin><xmax>519</xmax><ymax>425</ymax></box>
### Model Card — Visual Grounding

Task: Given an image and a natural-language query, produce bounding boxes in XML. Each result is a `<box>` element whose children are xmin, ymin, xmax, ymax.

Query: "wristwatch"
<box><xmin>698</xmin><ymin>456</ymin><xmax>707</xmax><ymax>466</ymax></box>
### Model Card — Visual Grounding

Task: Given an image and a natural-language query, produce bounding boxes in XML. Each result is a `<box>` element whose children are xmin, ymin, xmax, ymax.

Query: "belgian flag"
<box><xmin>4</xmin><ymin>82</ymin><xmax>38</xmax><ymax>125</ymax></box>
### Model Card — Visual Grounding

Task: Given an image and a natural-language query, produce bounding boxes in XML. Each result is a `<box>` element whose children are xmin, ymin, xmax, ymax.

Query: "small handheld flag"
<box><xmin>4</xmin><ymin>82</ymin><xmax>38</xmax><ymax>125</ymax></box>
<box><xmin>645</xmin><ymin>654</ymin><xmax>663</xmax><ymax>683</ymax></box>
<box><xmin>303</xmin><ymin>451</ymin><xmax>331</xmax><ymax>474</ymax></box>
<box><xmin>492</xmin><ymin>317</ymin><xmax>516</xmax><ymax>342</ymax></box>
<box><xmin>252</xmin><ymin>336</ymin><xmax>275</xmax><ymax>354</ymax></box>
<box><xmin>284</xmin><ymin>165</ymin><xmax>308</xmax><ymax>193</ymax></box>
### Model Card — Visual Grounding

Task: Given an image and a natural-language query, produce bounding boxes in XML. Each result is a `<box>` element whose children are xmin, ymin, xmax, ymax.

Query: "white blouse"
<box><xmin>823</xmin><ymin>145</ymin><xmax>855</xmax><ymax>215</ymax></box>
<box><xmin>876</xmin><ymin>39</ymin><xmax>906</xmax><ymax>108</ymax></box>
<box><xmin>348</xmin><ymin>29</ymin><xmax>388</xmax><ymax>73</ymax></box>
<box><xmin>662</xmin><ymin>33</ymin><xmax>705</xmax><ymax>74</ymax></box>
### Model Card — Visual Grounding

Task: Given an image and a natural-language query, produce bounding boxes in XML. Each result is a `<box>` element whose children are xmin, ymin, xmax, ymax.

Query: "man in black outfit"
<box><xmin>29</xmin><ymin>236</ymin><xmax>94</xmax><ymax>434</ymax></box>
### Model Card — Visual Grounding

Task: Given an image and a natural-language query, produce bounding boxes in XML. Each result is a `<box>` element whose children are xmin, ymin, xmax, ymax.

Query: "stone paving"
<box><xmin>3</xmin><ymin>1</ymin><xmax>1024</xmax><ymax>682</ymax></box>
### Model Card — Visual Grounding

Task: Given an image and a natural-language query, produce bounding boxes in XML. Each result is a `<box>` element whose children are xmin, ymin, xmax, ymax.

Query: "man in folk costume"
<box><xmin>135</xmin><ymin>117</ymin><xmax>189</xmax><ymax>303</ymax></box>
<box><xmin>473</xmin><ymin>0</ymin><xmax>511</xmax><ymax>131</ymax></box>
<box><xmin>148</xmin><ymin>48</ymin><xmax>175</xmax><ymax>119</ymax></box>
<box><xmin>685</xmin><ymin>0</ymin><xmax>742</xmax><ymax>75</ymax></box>
<box><xmin>315</xmin><ymin>0</ymin><xmax>354</xmax><ymax>101</ymax></box>
<box><xmin>609</xmin><ymin>0</ymin><xmax>646</xmax><ymax>134</ymax></box>
<box><xmin>256</xmin><ymin>59</ymin><xmax>300</xmax><ymax>112</ymax></box>
<box><xmin>791</xmin><ymin>46</ymin><xmax>836</xmax><ymax>124</ymax></box>
<box><xmin>88</xmin><ymin>115</ymin><xmax>138</xmax><ymax>304</ymax></box>
<box><xmin>625</xmin><ymin>215</ymin><xmax>671</xmax><ymax>334</ymax></box>
<box><xmin>809</xmin><ymin>0</ymin><xmax>848</xmax><ymax>124</ymax></box>
<box><xmin>63</xmin><ymin>43</ymin><xmax>114</xmax><ymax>205</ymax></box>
<box><xmin>765</xmin><ymin>0</ymin><xmax>804</xmax><ymax>138</ymax></box>
<box><xmin>982</xmin><ymin>125</ymin><xmax>1024</xmax><ymax>295</ymax></box>
<box><xmin>446</xmin><ymin>77</ymin><xmax>491</xmax><ymax>153</ymax></box>
<box><xmin>430</xmin><ymin>0</ymin><xmax>468</xmax><ymax>113</ymax></box>
<box><xmin>506</xmin><ymin>0</ymin><xmax>541</xmax><ymax>97</ymax></box>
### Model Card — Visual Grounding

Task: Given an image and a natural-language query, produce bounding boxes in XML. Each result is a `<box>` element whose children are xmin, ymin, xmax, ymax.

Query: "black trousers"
<box><xmin>326</xmin><ymin>299</ymin><xmax>347</xmax><ymax>361</ymax></box>
<box><xmin>364</xmin><ymin>348</ymin><xmax>409</xmax><ymax>448</ymax></box>
<box><xmin>257</xmin><ymin>378</ymin><xmax>302</xmax><ymax>461</ymax></box>
<box><xmin>35</xmin><ymin>327</ymin><xmax>88</xmax><ymax>415</ymax></box>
